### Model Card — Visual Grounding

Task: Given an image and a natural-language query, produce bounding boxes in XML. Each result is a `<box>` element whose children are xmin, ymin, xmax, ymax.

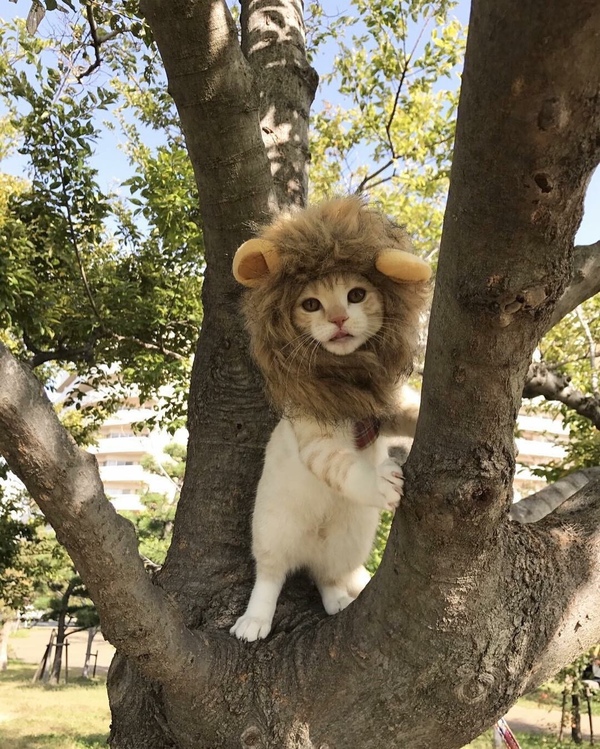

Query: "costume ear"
<box><xmin>233</xmin><ymin>239</ymin><xmax>281</xmax><ymax>287</ymax></box>
<box><xmin>375</xmin><ymin>249</ymin><xmax>432</xmax><ymax>283</ymax></box>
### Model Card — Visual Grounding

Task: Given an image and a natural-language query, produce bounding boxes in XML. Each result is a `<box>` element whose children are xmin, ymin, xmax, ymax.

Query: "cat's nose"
<box><xmin>329</xmin><ymin>314</ymin><xmax>349</xmax><ymax>328</ymax></box>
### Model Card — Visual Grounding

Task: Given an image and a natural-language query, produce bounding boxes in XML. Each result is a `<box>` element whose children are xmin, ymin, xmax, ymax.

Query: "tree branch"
<box><xmin>523</xmin><ymin>479</ymin><xmax>600</xmax><ymax>690</ymax></box>
<box><xmin>0</xmin><ymin>342</ymin><xmax>211</xmax><ymax>692</ymax></box>
<box><xmin>278</xmin><ymin>2</ymin><xmax>600</xmax><ymax>743</ymax></box>
<box><xmin>575</xmin><ymin>305</ymin><xmax>598</xmax><ymax>393</ymax></box>
<box><xmin>23</xmin><ymin>330</ymin><xmax>185</xmax><ymax>368</ymax></box>
<box><xmin>545</xmin><ymin>241</ymin><xmax>600</xmax><ymax>330</ymax></box>
<box><xmin>523</xmin><ymin>362</ymin><xmax>600</xmax><ymax>429</ymax></box>
<box><xmin>141</xmin><ymin>0</ymin><xmax>276</xmax><ymax>264</ymax></box>
<box><xmin>140</xmin><ymin>0</ymin><xmax>278</xmax><ymax>614</ymax></box>
<box><xmin>75</xmin><ymin>2</ymin><xmax>131</xmax><ymax>82</ymax></box>
<box><xmin>110</xmin><ymin>333</ymin><xmax>186</xmax><ymax>362</ymax></box>
<box><xmin>408</xmin><ymin>0</ymin><xmax>600</xmax><ymax>537</ymax></box>
<box><xmin>22</xmin><ymin>331</ymin><xmax>98</xmax><ymax>369</ymax></box>
<box><xmin>354</xmin><ymin>158</ymin><xmax>395</xmax><ymax>194</ymax></box>
<box><xmin>510</xmin><ymin>467</ymin><xmax>600</xmax><ymax>523</ymax></box>
<box><xmin>46</xmin><ymin>115</ymin><xmax>104</xmax><ymax>326</ymax></box>
<box><xmin>76</xmin><ymin>2</ymin><xmax>102</xmax><ymax>82</ymax></box>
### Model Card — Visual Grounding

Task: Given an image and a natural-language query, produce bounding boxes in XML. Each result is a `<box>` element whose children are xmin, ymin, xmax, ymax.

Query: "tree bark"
<box><xmin>0</xmin><ymin>617</ymin><xmax>17</xmax><ymax>671</ymax></box>
<box><xmin>510</xmin><ymin>468</ymin><xmax>600</xmax><ymax>523</ymax></box>
<box><xmin>240</xmin><ymin>0</ymin><xmax>318</xmax><ymax>207</ymax></box>
<box><xmin>523</xmin><ymin>362</ymin><xmax>600</xmax><ymax>428</ymax></box>
<box><xmin>2</xmin><ymin>1</ymin><xmax>600</xmax><ymax>748</ymax></box>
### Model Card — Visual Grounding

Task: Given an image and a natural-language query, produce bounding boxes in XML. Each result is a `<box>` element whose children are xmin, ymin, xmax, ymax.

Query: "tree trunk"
<box><xmin>2</xmin><ymin>1</ymin><xmax>600</xmax><ymax>748</ymax></box>
<box><xmin>572</xmin><ymin>692</ymin><xmax>583</xmax><ymax>744</ymax></box>
<box><xmin>0</xmin><ymin>618</ymin><xmax>17</xmax><ymax>671</ymax></box>
<box><xmin>81</xmin><ymin>626</ymin><xmax>99</xmax><ymax>679</ymax></box>
<box><xmin>48</xmin><ymin>578</ymin><xmax>76</xmax><ymax>685</ymax></box>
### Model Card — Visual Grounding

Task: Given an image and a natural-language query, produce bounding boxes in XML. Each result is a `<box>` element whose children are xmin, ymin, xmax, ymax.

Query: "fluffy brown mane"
<box><xmin>241</xmin><ymin>197</ymin><xmax>430</xmax><ymax>423</ymax></box>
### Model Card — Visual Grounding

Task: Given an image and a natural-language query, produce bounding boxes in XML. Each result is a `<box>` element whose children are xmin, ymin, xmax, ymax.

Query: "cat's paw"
<box><xmin>230</xmin><ymin>615</ymin><xmax>272</xmax><ymax>642</ymax></box>
<box><xmin>376</xmin><ymin>458</ymin><xmax>404</xmax><ymax>510</ymax></box>
<box><xmin>321</xmin><ymin>587</ymin><xmax>355</xmax><ymax>615</ymax></box>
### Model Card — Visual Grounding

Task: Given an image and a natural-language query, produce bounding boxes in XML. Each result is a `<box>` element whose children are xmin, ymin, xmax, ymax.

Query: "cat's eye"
<box><xmin>347</xmin><ymin>287</ymin><xmax>366</xmax><ymax>303</ymax></box>
<box><xmin>301</xmin><ymin>298</ymin><xmax>321</xmax><ymax>312</ymax></box>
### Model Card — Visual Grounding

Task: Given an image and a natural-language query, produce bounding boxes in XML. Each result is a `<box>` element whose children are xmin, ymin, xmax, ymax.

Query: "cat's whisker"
<box><xmin>306</xmin><ymin>337</ymin><xmax>321</xmax><ymax>377</ymax></box>
<box><xmin>278</xmin><ymin>332</ymin><xmax>313</xmax><ymax>354</ymax></box>
<box><xmin>277</xmin><ymin>333</ymin><xmax>312</xmax><ymax>370</ymax></box>
<box><xmin>280</xmin><ymin>333</ymin><xmax>316</xmax><ymax>400</ymax></box>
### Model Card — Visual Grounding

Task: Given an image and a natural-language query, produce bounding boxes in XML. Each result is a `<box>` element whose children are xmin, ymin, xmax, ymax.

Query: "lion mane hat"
<box><xmin>233</xmin><ymin>196</ymin><xmax>431</xmax><ymax>423</ymax></box>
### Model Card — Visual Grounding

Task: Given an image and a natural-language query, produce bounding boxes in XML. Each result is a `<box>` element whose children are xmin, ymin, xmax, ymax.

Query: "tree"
<box><xmin>1</xmin><ymin>1</ymin><xmax>600</xmax><ymax>749</ymax></box>
<box><xmin>124</xmin><ymin>441</ymin><xmax>184</xmax><ymax>565</ymax></box>
<box><xmin>0</xmin><ymin>478</ymin><xmax>36</xmax><ymax>671</ymax></box>
<box><xmin>0</xmin><ymin>15</ymin><xmax>202</xmax><ymax>429</ymax></box>
<box><xmin>45</xmin><ymin>573</ymin><xmax>87</xmax><ymax>684</ymax></box>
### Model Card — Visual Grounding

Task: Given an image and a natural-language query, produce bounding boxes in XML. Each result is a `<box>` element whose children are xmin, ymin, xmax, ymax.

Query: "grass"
<box><xmin>0</xmin><ymin>661</ymin><xmax>110</xmax><ymax>749</ymax></box>
<box><xmin>466</xmin><ymin>732</ymin><xmax>591</xmax><ymax>748</ymax></box>
<box><xmin>521</xmin><ymin>682</ymin><xmax>600</xmax><ymax>717</ymax></box>
<box><xmin>9</xmin><ymin>628</ymin><xmax>33</xmax><ymax>639</ymax></box>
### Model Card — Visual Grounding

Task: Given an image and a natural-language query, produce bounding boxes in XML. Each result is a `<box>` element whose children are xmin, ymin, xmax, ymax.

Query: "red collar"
<box><xmin>353</xmin><ymin>417</ymin><xmax>380</xmax><ymax>450</ymax></box>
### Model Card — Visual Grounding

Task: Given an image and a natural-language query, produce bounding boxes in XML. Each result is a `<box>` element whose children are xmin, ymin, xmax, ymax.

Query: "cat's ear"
<box><xmin>375</xmin><ymin>250</ymin><xmax>432</xmax><ymax>283</ymax></box>
<box><xmin>233</xmin><ymin>239</ymin><xmax>281</xmax><ymax>287</ymax></box>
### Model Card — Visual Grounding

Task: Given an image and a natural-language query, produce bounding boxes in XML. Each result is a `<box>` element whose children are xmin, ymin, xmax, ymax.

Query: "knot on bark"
<box><xmin>537</xmin><ymin>96</ymin><xmax>568</xmax><ymax>131</ymax></box>
<box><xmin>497</xmin><ymin>286</ymin><xmax>548</xmax><ymax>327</ymax></box>
<box><xmin>534</xmin><ymin>173</ymin><xmax>553</xmax><ymax>194</ymax></box>
<box><xmin>241</xmin><ymin>725</ymin><xmax>262</xmax><ymax>747</ymax></box>
<box><xmin>455</xmin><ymin>667</ymin><xmax>496</xmax><ymax>704</ymax></box>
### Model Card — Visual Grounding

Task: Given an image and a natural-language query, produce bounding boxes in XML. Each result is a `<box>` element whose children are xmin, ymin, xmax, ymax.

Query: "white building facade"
<box><xmin>88</xmin><ymin>407</ymin><xmax>184</xmax><ymax>511</ymax></box>
<box><xmin>54</xmin><ymin>374</ymin><xmax>185</xmax><ymax>512</ymax></box>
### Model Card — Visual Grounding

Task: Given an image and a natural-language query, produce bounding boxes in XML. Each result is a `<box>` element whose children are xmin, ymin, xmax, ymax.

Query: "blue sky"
<box><xmin>1</xmin><ymin>0</ymin><xmax>598</xmax><ymax>246</ymax></box>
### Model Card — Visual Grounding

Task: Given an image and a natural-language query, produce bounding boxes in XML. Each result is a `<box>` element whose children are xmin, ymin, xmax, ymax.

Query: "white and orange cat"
<box><xmin>230</xmin><ymin>197</ymin><xmax>430</xmax><ymax>641</ymax></box>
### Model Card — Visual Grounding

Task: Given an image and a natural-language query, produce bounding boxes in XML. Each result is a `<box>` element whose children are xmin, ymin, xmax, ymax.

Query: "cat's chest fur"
<box><xmin>252</xmin><ymin>418</ymin><xmax>389</xmax><ymax>572</ymax></box>
<box><xmin>261</xmin><ymin>416</ymin><xmax>389</xmax><ymax>506</ymax></box>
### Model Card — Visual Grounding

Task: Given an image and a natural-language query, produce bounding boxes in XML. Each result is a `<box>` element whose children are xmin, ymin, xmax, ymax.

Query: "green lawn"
<box><xmin>0</xmin><ymin>661</ymin><xmax>110</xmax><ymax>749</ymax></box>
<box><xmin>521</xmin><ymin>682</ymin><xmax>600</xmax><ymax>717</ymax></box>
<box><xmin>466</xmin><ymin>733</ymin><xmax>588</xmax><ymax>748</ymax></box>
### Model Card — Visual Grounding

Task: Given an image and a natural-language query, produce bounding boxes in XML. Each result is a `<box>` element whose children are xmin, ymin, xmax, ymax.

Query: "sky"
<box><xmin>0</xmin><ymin>0</ymin><xmax>598</xmax><ymax>246</ymax></box>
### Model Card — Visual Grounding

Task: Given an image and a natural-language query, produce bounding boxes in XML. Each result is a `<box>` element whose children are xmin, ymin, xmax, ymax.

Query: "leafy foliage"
<box><xmin>528</xmin><ymin>296</ymin><xmax>600</xmax><ymax>481</ymax></box>
<box><xmin>0</xmin><ymin>15</ymin><xmax>203</xmax><ymax>429</ymax></box>
<box><xmin>123</xmin><ymin>442</ymin><xmax>184</xmax><ymax>564</ymax></box>
<box><xmin>0</xmin><ymin>492</ymin><xmax>36</xmax><ymax>612</ymax></box>
<box><xmin>308</xmin><ymin>0</ymin><xmax>465</xmax><ymax>256</ymax></box>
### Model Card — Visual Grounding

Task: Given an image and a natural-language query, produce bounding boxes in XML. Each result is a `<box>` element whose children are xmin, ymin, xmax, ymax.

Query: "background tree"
<box><xmin>0</xmin><ymin>15</ymin><xmax>202</xmax><ymax>428</ymax></box>
<box><xmin>1</xmin><ymin>2</ymin><xmax>600</xmax><ymax>749</ymax></box>
<box><xmin>0</xmin><ymin>478</ymin><xmax>35</xmax><ymax>670</ymax></box>
<box><xmin>124</xmin><ymin>442</ymin><xmax>184</xmax><ymax>565</ymax></box>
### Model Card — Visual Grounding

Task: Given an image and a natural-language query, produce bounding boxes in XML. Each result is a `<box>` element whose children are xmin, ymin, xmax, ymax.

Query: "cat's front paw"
<box><xmin>321</xmin><ymin>587</ymin><xmax>354</xmax><ymax>615</ymax></box>
<box><xmin>376</xmin><ymin>458</ymin><xmax>404</xmax><ymax>510</ymax></box>
<box><xmin>230</xmin><ymin>614</ymin><xmax>272</xmax><ymax>642</ymax></box>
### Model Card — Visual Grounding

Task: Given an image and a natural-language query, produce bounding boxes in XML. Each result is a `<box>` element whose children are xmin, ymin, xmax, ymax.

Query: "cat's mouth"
<box><xmin>329</xmin><ymin>330</ymin><xmax>353</xmax><ymax>341</ymax></box>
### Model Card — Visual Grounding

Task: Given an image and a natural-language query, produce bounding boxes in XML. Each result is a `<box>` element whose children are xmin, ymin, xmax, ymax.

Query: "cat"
<box><xmin>230</xmin><ymin>197</ymin><xmax>430</xmax><ymax>642</ymax></box>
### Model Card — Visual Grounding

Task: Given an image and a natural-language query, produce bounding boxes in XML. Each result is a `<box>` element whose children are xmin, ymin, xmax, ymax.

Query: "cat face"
<box><xmin>293</xmin><ymin>273</ymin><xmax>383</xmax><ymax>356</ymax></box>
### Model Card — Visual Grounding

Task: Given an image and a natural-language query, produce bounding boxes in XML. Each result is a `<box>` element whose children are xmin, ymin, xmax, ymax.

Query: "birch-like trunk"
<box><xmin>0</xmin><ymin>618</ymin><xmax>16</xmax><ymax>671</ymax></box>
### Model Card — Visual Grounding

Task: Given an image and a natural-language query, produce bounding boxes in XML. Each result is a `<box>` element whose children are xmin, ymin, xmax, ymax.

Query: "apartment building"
<box><xmin>514</xmin><ymin>405</ymin><xmax>568</xmax><ymax>499</ymax></box>
<box><xmin>90</xmin><ymin>409</ymin><xmax>183</xmax><ymax>512</ymax></box>
<box><xmin>55</xmin><ymin>375</ymin><xmax>184</xmax><ymax>512</ymax></box>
